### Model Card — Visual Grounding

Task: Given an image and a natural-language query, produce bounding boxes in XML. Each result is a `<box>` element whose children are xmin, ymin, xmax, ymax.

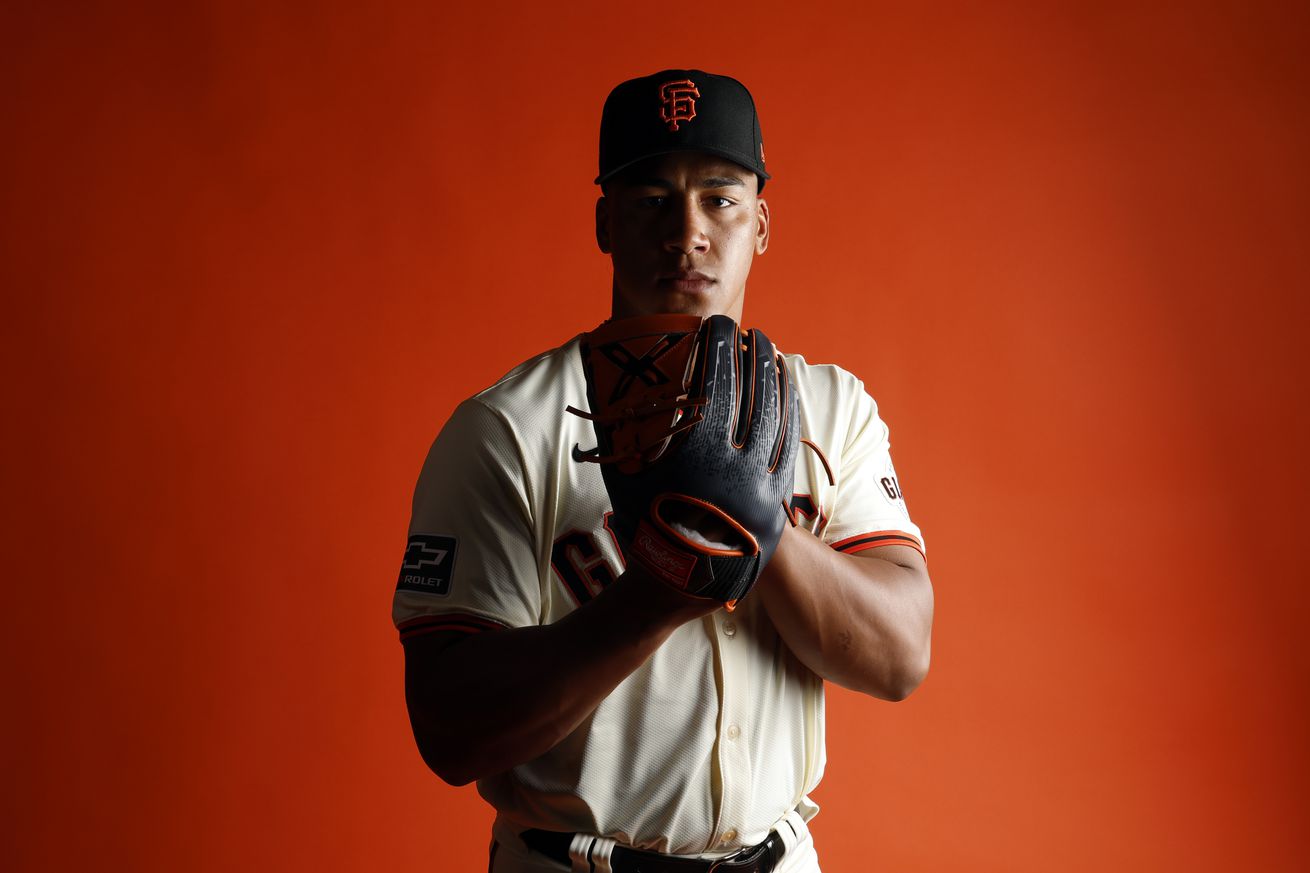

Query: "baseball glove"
<box><xmin>568</xmin><ymin>313</ymin><xmax>799</xmax><ymax>608</ymax></box>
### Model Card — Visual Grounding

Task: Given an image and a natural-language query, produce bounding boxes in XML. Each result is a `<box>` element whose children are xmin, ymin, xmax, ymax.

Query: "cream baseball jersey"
<box><xmin>393</xmin><ymin>336</ymin><xmax>924</xmax><ymax>857</ymax></box>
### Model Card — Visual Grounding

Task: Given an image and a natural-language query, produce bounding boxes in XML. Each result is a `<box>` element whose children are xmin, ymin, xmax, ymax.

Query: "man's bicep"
<box><xmin>401</xmin><ymin>628</ymin><xmax>481</xmax><ymax>774</ymax></box>
<box><xmin>854</xmin><ymin>542</ymin><xmax>928</xmax><ymax>574</ymax></box>
<box><xmin>402</xmin><ymin>630</ymin><xmax>467</xmax><ymax>706</ymax></box>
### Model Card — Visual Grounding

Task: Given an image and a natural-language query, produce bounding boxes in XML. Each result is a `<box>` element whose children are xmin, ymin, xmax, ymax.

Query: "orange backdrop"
<box><xmin>4</xmin><ymin>2</ymin><xmax>1307</xmax><ymax>870</ymax></box>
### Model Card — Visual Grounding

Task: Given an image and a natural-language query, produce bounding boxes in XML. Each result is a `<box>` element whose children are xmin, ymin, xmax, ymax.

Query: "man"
<box><xmin>394</xmin><ymin>69</ymin><xmax>933</xmax><ymax>873</ymax></box>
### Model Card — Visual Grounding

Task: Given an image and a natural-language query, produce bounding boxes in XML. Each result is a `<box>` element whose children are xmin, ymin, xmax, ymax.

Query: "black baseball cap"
<box><xmin>596</xmin><ymin>69</ymin><xmax>770</xmax><ymax>190</ymax></box>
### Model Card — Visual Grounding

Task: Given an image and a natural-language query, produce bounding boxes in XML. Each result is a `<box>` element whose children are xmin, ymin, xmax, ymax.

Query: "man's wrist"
<box><xmin>611</xmin><ymin>560</ymin><xmax>721</xmax><ymax>627</ymax></box>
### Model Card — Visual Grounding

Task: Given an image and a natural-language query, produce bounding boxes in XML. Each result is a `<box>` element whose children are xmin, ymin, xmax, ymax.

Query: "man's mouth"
<box><xmin>658</xmin><ymin>270</ymin><xmax>714</xmax><ymax>294</ymax></box>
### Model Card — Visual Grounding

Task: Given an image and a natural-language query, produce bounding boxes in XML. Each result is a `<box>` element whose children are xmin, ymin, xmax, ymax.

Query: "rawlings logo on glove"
<box><xmin>568</xmin><ymin>313</ymin><xmax>799</xmax><ymax>609</ymax></box>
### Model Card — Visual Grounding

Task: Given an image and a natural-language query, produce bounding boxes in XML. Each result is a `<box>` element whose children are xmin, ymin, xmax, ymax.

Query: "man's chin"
<box><xmin>612</xmin><ymin>289</ymin><xmax>737</xmax><ymax>320</ymax></box>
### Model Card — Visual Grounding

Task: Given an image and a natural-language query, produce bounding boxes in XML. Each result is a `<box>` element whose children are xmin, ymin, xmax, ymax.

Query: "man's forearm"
<box><xmin>404</xmin><ymin>567</ymin><xmax>717</xmax><ymax>785</ymax></box>
<box><xmin>756</xmin><ymin>524</ymin><xmax>933</xmax><ymax>700</ymax></box>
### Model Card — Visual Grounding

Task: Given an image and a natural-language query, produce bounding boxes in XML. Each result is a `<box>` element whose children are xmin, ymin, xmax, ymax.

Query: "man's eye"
<box><xmin>707</xmin><ymin>196</ymin><xmax>734</xmax><ymax>208</ymax></box>
<box><xmin>638</xmin><ymin>196</ymin><xmax>666</xmax><ymax>208</ymax></box>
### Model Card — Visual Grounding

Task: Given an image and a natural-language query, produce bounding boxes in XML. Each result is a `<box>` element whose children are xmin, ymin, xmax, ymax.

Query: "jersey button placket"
<box><xmin>713</xmin><ymin>612</ymin><xmax>752</xmax><ymax>850</ymax></box>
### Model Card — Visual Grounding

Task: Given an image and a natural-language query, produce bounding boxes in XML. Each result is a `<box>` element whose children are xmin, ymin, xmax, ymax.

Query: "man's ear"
<box><xmin>596</xmin><ymin>196</ymin><xmax>611</xmax><ymax>254</ymax></box>
<box><xmin>755</xmin><ymin>197</ymin><xmax>770</xmax><ymax>255</ymax></box>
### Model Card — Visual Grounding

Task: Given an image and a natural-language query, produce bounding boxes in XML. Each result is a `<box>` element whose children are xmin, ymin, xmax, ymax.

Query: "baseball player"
<box><xmin>394</xmin><ymin>70</ymin><xmax>933</xmax><ymax>873</ymax></box>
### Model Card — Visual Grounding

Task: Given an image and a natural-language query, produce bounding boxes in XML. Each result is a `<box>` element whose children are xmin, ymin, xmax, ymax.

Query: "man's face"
<box><xmin>597</xmin><ymin>152</ymin><xmax>770</xmax><ymax>321</ymax></box>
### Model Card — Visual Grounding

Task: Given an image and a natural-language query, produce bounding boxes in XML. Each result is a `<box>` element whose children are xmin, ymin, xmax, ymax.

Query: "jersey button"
<box><xmin>726</xmin><ymin>723</ymin><xmax>741</xmax><ymax>741</ymax></box>
<box><xmin>721</xmin><ymin>829</ymin><xmax>738</xmax><ymax>844</ymax></box>
<box><xmin>723</xmin><ymin>621</ymin><xmax>737</xmax><ymax>637</ymax></box>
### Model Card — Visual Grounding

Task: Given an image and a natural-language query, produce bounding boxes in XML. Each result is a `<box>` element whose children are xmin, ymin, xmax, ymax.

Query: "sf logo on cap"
<box><xmin>659</xmin><ymin>79</ymin><xmax>700</xmax><ymax>131</ymax></box>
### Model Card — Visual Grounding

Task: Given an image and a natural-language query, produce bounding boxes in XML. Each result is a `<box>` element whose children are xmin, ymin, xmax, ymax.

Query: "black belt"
<box><xmin>520</xmin><ymin>828</ymin><xmax>785</xmax><ymax>873</ymax></box>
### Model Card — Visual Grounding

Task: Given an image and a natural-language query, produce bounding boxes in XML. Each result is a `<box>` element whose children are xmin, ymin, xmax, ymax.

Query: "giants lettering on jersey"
<box><xmin>787</xmin><ymin>493</ymin><xmax>828</xmax><ymax>534</ymax></box>
<box><xmin>550</xmin><ymin>522</ymin><xmax>623</xmax><ymax>606</ymax></box>
<box><xmin>879</xmin><ymin>458</ymin><xmax>910</xmax><ymax>519</ymax></box>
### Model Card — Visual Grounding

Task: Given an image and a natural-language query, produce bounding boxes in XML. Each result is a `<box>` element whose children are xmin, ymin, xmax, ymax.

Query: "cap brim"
<box><xmin>595</xmin><ymin>145</ymin><xmax>771</xmax><ymax>189</ymax></box>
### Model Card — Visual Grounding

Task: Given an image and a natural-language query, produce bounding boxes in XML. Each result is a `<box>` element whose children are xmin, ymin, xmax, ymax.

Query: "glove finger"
<box><xmin>770</xmin><ymin>350</ymin><xmax>800</xmax><ymax>478</ymax></box>
<box><xmin>696</xmin><ymin>314</ymin><xmax>740</xmax><ymax>440</ymax></box>
<box><xmin>742</xmin><ymin>327</ymin><xmax>782</xmax><ymax>455</ymax></box>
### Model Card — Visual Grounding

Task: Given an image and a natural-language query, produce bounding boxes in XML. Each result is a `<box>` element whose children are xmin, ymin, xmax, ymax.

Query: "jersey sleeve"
<box><xmin>821</xmin><ymin>383</ymin><xmax>925</xmax><ymax>557</ymax></box>
<box><xmin>391</xmin><ymin>397</ymin><xmax>543</xmax><ymax>642</ymax></box>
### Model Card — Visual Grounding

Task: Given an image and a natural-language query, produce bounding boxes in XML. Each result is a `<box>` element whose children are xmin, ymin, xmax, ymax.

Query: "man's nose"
<box><xmin>663</xmin><ymin>199</ymin><xmax>710</xmax><ymax>255</ymax></box>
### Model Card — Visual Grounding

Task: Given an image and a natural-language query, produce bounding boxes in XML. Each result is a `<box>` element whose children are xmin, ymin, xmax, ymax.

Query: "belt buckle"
<box><xmin>705</xmin><ymin>848</ymin><xmax>741</xmax><ymax>872</ymax></box>
<box><xmin>705</xmin><ymin>836</ymin><xmax>769</xmax><ymax>873</ymax></box>
<box><xmin>705</xmin><ymin>855</ymin><xmax>734</xmax><ymax>873</ymax></box>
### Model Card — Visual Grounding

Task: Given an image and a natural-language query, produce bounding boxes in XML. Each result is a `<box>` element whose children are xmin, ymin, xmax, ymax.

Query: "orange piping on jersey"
<box><xmin>800</xmin><ymin>439</ymin><xmax>835</xmax><ymax>486</ymax></box>
<box><xmin>397</xmin><ymin>613</ymin><xmax>509</xmax><ymax>642</ymax></box>
<box><xmin>830</xmin><ymin>530</ymin><xmax>925</xmax><ymax>558</ymax></box>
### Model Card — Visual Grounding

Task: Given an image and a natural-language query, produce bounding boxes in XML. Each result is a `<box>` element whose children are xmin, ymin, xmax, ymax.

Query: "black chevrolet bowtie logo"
<box><xmin>396</xmin><ymin>534</ymin><xmax>457</xmax><ymax>595</ymax></box>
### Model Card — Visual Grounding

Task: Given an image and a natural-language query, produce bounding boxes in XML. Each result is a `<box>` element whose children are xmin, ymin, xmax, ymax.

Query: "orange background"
<box><xmin>4</xmin><ymin>2</ymin><xmax>1307</xmax><ymax>870</ymax></box>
